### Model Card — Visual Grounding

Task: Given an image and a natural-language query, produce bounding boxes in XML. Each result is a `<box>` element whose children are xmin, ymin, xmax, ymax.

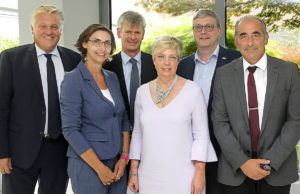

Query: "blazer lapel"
<box><xmin>78</xmin><ymin>62</ymin><xmax>113</xmax><ymax>107</ymax></box>
<box><xmin>140</xmin><ymin>52</ymin><xmax>154</xmax><ymax>83</ymax></box>
<box><xmin>233</xmin><ymin>59</ymin><xmax>249</xmax><ymax>126</ymax></box>
<box><xmin>29</xmin><ymin>43</ymin><xmax>45</xmax><ymax>100</ymax></box>
<box><xmin>261</xmin><ymin>56</ymin><xmax>278</xmax><ymax>132</ymax></box>
<box><xmin>104</xmin><ymin>70</ymin><xmax>119</xmax><ymax>108</ymax></box>
<box><xmin>114</xmin><ymin>53</ymin><xmax>129</xmax><ymax>105</ymax></box>
<box><xmin>57</xmin><ymin>46</ymin><xmax>73</xmax><ymax>72</ymax></box>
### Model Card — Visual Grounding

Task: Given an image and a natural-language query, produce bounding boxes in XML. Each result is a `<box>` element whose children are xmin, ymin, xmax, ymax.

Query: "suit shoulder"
<box><xmin>141</xmin><ymin>51</ymin><xmax>152</xmax><ymax>58</ymax></box>
<box><xmin>58</xmin><ymin>46</ymin><xmax>81</xmax><ymax>58</ymax></box>
<box><xmin>217</xmin><ymin>57</ymin><xmax>241</xmax><ymax>72</ymax></box>
<box><xmin>180</xmin><ymin>54</ymin><xmax>194</xmax><ymax>63</ymax></box>
<box><xmin>103</xmin><ymin>69</ymin><xmax>119</xmax><ymax>81</ymax></box>
<box><xmin>1</xmin><ymin>44</ymin><xmax>32</xmax><ymax>56</ymax></box>
<box><xmin>103</xmin><ymin>52</ymin><xmax>121</xmax><ymax>70</ymax></box>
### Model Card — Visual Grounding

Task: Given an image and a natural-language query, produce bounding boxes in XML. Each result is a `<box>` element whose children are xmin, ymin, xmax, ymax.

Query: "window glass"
<box><xmin>111</xmin><ymin>0</ymin><xmax>215</xmax><ymax>57</ymax></box>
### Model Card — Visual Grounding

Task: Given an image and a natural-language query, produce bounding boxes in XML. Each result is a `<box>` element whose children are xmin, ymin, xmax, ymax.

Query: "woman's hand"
<box><xmin>128</xmin><ymin>174</ymin><xmax>139</xmax><ymax>192</ymax></box>
<box><xmin>97</xmin><ymin>165</ymin><xmax>116</xmax><ymax>186</ymax></box>
<box><xmin>113</xmin><ymin>158</ymin><xmax>127</xmax><ymax>180</ymax></box>
<box><xmin>191</xmin><ymin>161</ymin><xmax>206</xmax><ymax>194</ymax></box>
<box><xmin>191</xmin><ymin>172</ymin><xmax>205</xmax><ymax>194</ymax></box>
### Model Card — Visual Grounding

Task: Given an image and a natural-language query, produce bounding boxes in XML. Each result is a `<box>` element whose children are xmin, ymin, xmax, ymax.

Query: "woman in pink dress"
<box><xmin>128</xmin><ymin>35</ymin><xmax>217</xmax><ymax>194</ymax></box>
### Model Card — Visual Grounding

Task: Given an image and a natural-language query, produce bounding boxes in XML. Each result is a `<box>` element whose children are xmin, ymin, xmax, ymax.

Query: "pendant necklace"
<box><xmin>154</xmin><ymin>75</ymin><xmax>178</xmax><ymax>104</ymax></box>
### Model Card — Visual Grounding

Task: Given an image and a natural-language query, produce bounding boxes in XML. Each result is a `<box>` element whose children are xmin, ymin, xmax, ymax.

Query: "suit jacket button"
<box><xmin>113</xmin><ymin>113</ymin><xmax>116</xmax><ymax>117</ymax></box>
<box><xmin>42</xmin><ymin>111</ymin><xmax>45</xmax><ymax>115</ymax></box>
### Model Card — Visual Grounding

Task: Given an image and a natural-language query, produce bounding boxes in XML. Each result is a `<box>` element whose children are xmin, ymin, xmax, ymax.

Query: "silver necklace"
<box><xmin>154</xmin><ymin>75</ymin><xmax>178</xmax><ymax>104</ymax></box>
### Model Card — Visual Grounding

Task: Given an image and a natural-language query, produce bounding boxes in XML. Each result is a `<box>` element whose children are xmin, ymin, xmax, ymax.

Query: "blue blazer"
<box><xmin>61</xmin><ymin>61</ymin><xmax>131</xmax><ymax>160</ymax></box>
<box><xmin>177</xmin><ymin>46</ymin><xmax>241</xmax><ymax>158</ymax></box>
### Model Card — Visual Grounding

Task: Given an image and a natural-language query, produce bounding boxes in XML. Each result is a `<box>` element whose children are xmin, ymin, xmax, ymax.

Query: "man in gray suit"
<box><xmin>212</xmin><ymin>15</ymin><xmax>300</xmax><ymax>194</ymax></box>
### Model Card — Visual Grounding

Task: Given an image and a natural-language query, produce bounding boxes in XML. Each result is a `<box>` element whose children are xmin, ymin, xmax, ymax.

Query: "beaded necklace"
<box><xmin>154</xmin><ymin>75</ymin><xmax>178</xmax><ymax>104</ymax></box>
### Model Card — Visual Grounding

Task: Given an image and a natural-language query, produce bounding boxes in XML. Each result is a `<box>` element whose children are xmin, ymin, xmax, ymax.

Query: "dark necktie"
<box><xmin>45</xmin><ymin>54</ymin><xmax>61</xmax><ymax>139</ymax></box>
<box><xmin>129</xmin><ymin>58</ymin><xmax>139</xmax><ymax>125</ymax></box>
<box><xmin>247</xmin><ymin>66</ymin><xmax>260</xmax><ymax>152</ymax></box>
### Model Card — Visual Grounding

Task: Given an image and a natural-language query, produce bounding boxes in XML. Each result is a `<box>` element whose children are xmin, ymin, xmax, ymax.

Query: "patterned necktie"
<box><xmin>247</xmin><ymin>66</ymin><xmax>260</xmax><ymax>152</ymax></box>
<box><xmin>129</xmin><ymin>58</ymin><xmax>139</xmax><ymax>125</ymax></box>
<box><xmin>45</xmin><ymin>54</ymin><xmax>61</xmax><ymax>139</ymax></box>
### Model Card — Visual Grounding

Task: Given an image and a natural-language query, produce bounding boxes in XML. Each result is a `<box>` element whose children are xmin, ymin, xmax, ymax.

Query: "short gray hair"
<box><xmin>235</xmin><ymin>15</ymin><xmax>267</xmax><ymax>38</ymax></box>
<box><xmin>117</xmin><ymin>11</ymin><xmax>146</xmax><ymax>31</ymax></box>
<box><xmin>31</xmin><ymin>6</ymin><xmax>64</xmax><ymax>28</ymax></box>
<box><xmin>151</xmin><ymin>35</ymin><xmax>183</xmax><ymax>60</ymax></box>
<box><xmin>193</xmin><ymin>10</ymin><xmax>221</xmax><ymax>28</ymax></box>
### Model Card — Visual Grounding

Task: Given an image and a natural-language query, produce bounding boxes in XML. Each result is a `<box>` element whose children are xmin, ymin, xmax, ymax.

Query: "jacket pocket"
<box><xmin>85</xmin><ymin>132</ymin><xmax>108</xmax><ymax>141</ymax></box>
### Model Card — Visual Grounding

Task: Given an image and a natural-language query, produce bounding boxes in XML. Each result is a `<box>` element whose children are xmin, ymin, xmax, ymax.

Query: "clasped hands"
<box><xmin>97</xmin><ymin>158</ymin><xmax>127</xmax><ymax>186</ymax></box>
<box><xmin>240</xmin><ymin>159</ymin><xmax>271</xmax><ymax>180</ymax></box>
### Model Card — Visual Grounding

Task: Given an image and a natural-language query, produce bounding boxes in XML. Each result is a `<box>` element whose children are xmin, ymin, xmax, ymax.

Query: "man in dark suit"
<box><xmin>0</xmin><ymin>6</ymin><xmax>81</xmax><ymax>194</ymax></box>
<box><xmin>212</xmin><ymin>15</ymin><xmax>300</xmax><ymax>194</ymax></box>
<box><xmin>177</xmin><ymin>10</ymin><xmax>241</xmax><ymax>194</ymax></box>
<box><xmin>103</xmin><ymin>11</ymin><xmax>157</xmax><ymax>125</ymax></box>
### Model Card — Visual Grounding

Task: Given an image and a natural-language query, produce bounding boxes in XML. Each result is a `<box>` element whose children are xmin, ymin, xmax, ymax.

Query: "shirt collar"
<box><xmin>121</xmin><ymin>51</ymin><xmax>142</xmax><ymax>65</ymax></box>
<box><xmin>35</xmin><ymin>44</ymin><xmax>59</xmax><ymax>58</ymax></box>
<box><xmin>194</xmin><ymin>45</ymin><xmax>219</xmax><ymax>64</ymax></box>
<box><xmin>243</xmin><ymin>53</ymin><xmax>267</xmax><ymax>72</ymax></box>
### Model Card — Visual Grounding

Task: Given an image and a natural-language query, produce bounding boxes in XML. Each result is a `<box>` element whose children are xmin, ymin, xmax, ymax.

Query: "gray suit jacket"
<box><xmin>212</xmin><ymin>55</ymin><xmax>300</xmax><ymax>186</ymax></box>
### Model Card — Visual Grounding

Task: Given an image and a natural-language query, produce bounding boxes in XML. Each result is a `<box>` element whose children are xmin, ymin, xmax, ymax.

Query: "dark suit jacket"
<box><xmin>103</xmin><ymin>51</ymin><xmax>157</xmax><ymax>120</ymax></box>
<box><xmin>177</xmin><ymin>46</ymin><xmax>241</xmax><ymax>157</ymax></box>
<box><xmin>0</xmin><ymin>43</ymin><xmax>81</xmax><ymax>168</ymax></box>
<box><xmin>212</xmin><ymin>55</ymin><xmax>300</xmax><ymax>186</ymax></box>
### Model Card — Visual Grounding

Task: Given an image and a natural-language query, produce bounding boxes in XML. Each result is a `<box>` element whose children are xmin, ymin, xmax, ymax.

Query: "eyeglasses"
<box><xmin>193</xmin><ymin>24</ymin><xmax>215</xmax><ymax>32</ymax></box>
<box><xmin>88</xmin><ymin>39</ymin><xmax>112</xmax><ymax>48</ymax></box>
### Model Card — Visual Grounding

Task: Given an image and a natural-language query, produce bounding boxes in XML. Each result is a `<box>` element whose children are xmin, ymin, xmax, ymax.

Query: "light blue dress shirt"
<box><xmin>121</xmin><ymin>51</ymin><xmax>142</xmax><ymax>102</ymax></box>
<box><xmin>193</xmin><ymin>45</ymin><xmax>219</xmax><ymax>106</ymax></box>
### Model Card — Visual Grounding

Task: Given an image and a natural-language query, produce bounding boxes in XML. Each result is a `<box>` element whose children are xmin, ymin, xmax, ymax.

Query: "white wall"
<box><xmin>18</xmin><ymin>0</ymin><xmax>100</xmax><ymax>51</ymax></box>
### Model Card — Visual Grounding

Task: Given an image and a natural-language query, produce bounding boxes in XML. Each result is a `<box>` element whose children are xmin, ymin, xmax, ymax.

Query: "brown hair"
<box><xmin>74</xmin><ymin>24</ymin><xmax>116</xmax><ymax>61</ymax></box>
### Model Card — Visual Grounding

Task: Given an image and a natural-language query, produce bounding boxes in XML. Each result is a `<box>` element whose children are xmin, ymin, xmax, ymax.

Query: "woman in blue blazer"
<box><xmin>60</xmin><ymin>24</ymin><xmax>131</xmax><ymax>194</ymax></box>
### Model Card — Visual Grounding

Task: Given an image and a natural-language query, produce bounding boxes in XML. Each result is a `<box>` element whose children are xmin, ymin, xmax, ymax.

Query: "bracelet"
<box><xmin>120</xmin><ymin>154</ymin><xmax>129</xmax><ymax>162</ymax></box>
<box><xmin>129</xmin><ymin>173</ymin><xmax>138</xmax><ymax>177</ymax></box>
<box><xmin>122</xmin><ymin>151</ymin><xmax>129</xmax><ymax>155</ymax></box>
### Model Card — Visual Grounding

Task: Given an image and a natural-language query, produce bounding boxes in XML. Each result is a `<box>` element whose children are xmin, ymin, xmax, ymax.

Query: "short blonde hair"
<box><xmin>151</xmin><ymin>35</ymin><xmax>183</xmax><ymax>60</ymax></box>
<box><xmin>31</xmin><ymin>6</ymin><xmax>63</xmax><ymax>28</ymax></box>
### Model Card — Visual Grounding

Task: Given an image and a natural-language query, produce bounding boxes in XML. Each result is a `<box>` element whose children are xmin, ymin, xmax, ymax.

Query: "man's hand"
<box><xmin>0</xmin><ymin>158</ymin><xmax>12</xmax><ymax>174</ymax></box>
<box><xmin>240</xmin><ymin>159</ymin><xmax>271</xmax><ymax>180</ymax></box>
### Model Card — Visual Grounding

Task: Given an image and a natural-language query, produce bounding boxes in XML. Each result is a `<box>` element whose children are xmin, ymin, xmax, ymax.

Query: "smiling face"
<box><xmin>83</xmin><ymin>30</ymin><xmax>112</xmax><ymax>65</ymax></box>
<box><xmin>117</xmin><ymin>21</ymin><xmax>144</xmax><ymax>57</ymax></box>
<box><xmin>154</xmin><ymin>48</ymin><xmax>179</xmax><ymax>79</ymax></box>
<box><xmin>193</xmin><ymin>16</ymin><xmax>221</xmax><ymax>50</ymax></box>
<box><xmin>235</xmin><ymin>18</ymin><xmax>268</xmax><ymax>64</ymax></box>
<box><xmin>31</xmin><ymin>12</ymin><xmax>61</xmax><ymax>53</ymax></box>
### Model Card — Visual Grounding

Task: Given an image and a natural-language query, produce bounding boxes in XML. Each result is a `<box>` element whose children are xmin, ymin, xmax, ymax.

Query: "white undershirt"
<box><xmin>243</xmin><ymin>53</ymin><xmax>268</xmax><ymax>130</ymax></box>
<box><xmin>101</xmin><ymin>88</ymin><xmax>115</xmax><ymax>105</ymax></box>
<box><xmin>35</xmin><ymin>45</ymin><xmax>65</xmax><ymax>135</ymax></box>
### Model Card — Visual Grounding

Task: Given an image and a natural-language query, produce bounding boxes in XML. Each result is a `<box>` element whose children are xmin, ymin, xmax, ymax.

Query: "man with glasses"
<box><xmin>177</xmin><ymin>9</ymin><xmax>241</xmax><ymax>194</ymax></box>
<box><xmin>103</xmin><ymin>11</ymin><xmax>157</xmax><ymax>126</ymax></box>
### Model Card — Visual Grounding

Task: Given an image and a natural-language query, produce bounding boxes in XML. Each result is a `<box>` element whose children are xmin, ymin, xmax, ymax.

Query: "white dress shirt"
<box><xmin>35</xmin><ymin>45</ymin><xmax>65</xmax><ymax>135</ymax></box>
<box><xmin>243</xmin><ymin>53</ymin><xmax>268</xmax><ymax>130</ymax></box>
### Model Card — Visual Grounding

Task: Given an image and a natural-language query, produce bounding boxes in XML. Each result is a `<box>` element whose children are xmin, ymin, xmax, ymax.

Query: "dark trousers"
<box><xmin>2</xmin><ymin>136</ymin><xmax>68</xmax><ymax>194</ymax></box>
<box><xmin>222</xmin><ymin>178</ymin><xmax>291</xmax><ymax>194</ymax></box>
<box><xmin>205</xmin><ymin>161</ymin><xmax>225</xmax><ymax>194</ymax></box>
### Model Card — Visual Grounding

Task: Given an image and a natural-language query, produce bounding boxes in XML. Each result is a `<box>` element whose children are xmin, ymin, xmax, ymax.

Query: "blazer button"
<box><xmin>42</xmin><ymin>111</ymin><xmax>46</xmax><ymax>115</ymax></box>
<box><xmin>113</xmin><ymin>113</ymin><xmax>116</xmax><ymax>117</ymax></box>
